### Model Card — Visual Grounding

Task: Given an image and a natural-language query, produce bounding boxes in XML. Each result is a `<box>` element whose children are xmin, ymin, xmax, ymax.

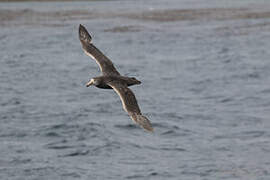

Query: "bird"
<box><xmin>78</xmin><ymin>24</ymin><xmax>153</xmax><ymax>132</ymax></box>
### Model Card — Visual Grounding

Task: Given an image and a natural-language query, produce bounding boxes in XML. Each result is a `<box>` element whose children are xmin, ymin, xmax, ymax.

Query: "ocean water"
<box><xmin>1</xmin><ymin>0</ymin><xmax>270</xmax><ymax>179</ymax></box>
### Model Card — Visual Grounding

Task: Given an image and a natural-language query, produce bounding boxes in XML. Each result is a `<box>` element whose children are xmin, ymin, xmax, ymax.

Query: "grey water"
<box><xmin>1</xmin><ymin>0</ymin><xmax>270</xmax><ymax>179</ymax></box>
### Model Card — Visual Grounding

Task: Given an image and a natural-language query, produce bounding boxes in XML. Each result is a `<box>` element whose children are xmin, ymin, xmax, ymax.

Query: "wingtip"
<box><xmin>132</xmin><ymin>114</ymin><xmax>154</xmax><ymax>133</ymax></box>
<box><xmin>79</xmin><ymin>24</ymin><xmax>92</xmax><ymax>43</ymax></box>
<box><xmin>142</xmin><ymin>122</ymin><xmax>154</xmax><ymax>133</ymax></box>
<box><xmin>145</xmin><ymin>126</ymin><xmax>154</xmax><ymax>133</ymax></box>
<box><xmin>79</xmin><ymin>24</ymin><xmax>84</xmax><ymax>32</ymax></box>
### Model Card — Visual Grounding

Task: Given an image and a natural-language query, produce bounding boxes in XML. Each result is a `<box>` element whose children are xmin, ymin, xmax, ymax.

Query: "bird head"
<box><xmin>131</xmin><ymin>77</ymin><xmax>141</xmax><ymax>85</ymax></box>
<box><xmin>86</xmin><ymin>78</ymin><xmax>100</xmax><ymax>87</ymax></box>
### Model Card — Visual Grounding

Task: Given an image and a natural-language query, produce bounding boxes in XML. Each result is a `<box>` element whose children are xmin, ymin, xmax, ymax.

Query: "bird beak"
<box><xmin>86</xmin><ymin>79</ymin><xmax>94</xmax><ymax>87</ymax></box>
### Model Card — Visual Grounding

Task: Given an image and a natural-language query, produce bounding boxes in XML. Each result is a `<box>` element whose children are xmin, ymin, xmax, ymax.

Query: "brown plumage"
<box><xmin>79</xmin><ymin>24</ymin><xmax>153</xmax><ymax>132</ymax></box>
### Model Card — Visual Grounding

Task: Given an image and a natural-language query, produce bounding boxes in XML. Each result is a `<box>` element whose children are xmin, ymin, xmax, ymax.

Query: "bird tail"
<box><xmin>79</xmin><ymin>24</ymin><xmax>92</xmax><ymax>44</ymax></box>
<box><xmin>131</xmin><ymin>113</ymin><xmax>154</xmax><ymax>132</ymax></box>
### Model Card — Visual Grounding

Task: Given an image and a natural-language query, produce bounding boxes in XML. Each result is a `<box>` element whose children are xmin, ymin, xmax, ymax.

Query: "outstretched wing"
<box><xmin>107</xmin><ymin>81</ymin><xmax>153</xmax><ymax>132</ymax></box>
<box><xmin>79</xmin><ymin>24</ymin><xmax>120</xmax><ymax>76</ymax></box>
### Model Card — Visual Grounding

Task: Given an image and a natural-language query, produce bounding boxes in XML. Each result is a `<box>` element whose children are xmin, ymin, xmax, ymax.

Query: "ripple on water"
<box><xmin>60</xmin><ymin>149</ymin><xmax>90</xmax><ymax>157</ymax></box>
<box><xmin>142</xmin><ymin>144</ymin><xmax>187</xmax><ymax>152</ymax></box>
<box><xmin>39</xmin><ymin>121</ymin><xmax>102</xmax><ymax>138</ymax></box>
<box><xmin>159</xmin><ymin>147</ymin><xmax>187</xmax><ymax>152</ymax></box>
<box><xmin>125</xmin><ymin>174</ymin><xmax>145</xmax><ymax>179</ymax></box>
<box><xmin>44</xmin><ymin>139</ymin><xmax>80</xmax><ymax>150</ymax></box>
<box><xmin>161</xmin><ymin>129</ymin><xmax>191</xmax><ymax>137</ymax></box>
<box><xmin>11</xmin><ymin>158</ymin><xmax>32</xmax><ymax>164</ymax></box>
<box><xmin>43</xmin><ymin>132</ymin><xmax>62</xmax><ymax>137</ymax></box>
<box><xmin>114</xmin><ymin>124</ymin><xmax>138</xmax><ymax>130</ymax></box>
<box><xmin>219</xmin><ymin>97</ymin><xmax>234</xmax><ymax>103</ymax></box>
<box><xmin>61</xmin><ymin>172</ymin><xmax>81</xmax><ymax>178</ymax></box>
<box><xmin>0</xmin><ymin>130</ymin><xmax>28</xmax><ymax>138</ymax></box>
<box><xmin>214</xmin><ymin>130</ymin><xmax>266</xmax><ymax>140</ymax></box>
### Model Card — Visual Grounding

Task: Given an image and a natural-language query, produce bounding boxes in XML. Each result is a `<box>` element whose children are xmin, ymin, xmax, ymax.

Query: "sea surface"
<box><xmin>1</xmin><ymin>0</ymin><xmax>270</xmax><ymax>179</ymax></box>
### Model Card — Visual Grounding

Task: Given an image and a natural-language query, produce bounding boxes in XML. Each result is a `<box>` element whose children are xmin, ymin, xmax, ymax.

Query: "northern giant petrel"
<box><xmin>79</xmin><ymin>24</ymin><xmax>153</xmax><ymax>132</ymax></box>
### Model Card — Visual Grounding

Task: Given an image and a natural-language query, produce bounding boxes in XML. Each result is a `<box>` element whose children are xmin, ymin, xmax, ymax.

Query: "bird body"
<box><xmin>79</xmin><ymin>24</ymin><xmax>153</xmax><ymax>132</ymax></box>
<box><xmin>87</xmin><ymin>75</ymin><xmax>141</xmax><ymax>89</ymax></box>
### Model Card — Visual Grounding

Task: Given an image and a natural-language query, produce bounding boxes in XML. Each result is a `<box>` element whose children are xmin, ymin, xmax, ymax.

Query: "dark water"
<box><xmin>1</xmin><ymin>0</ymin><xmax>270</xmax><ymax>179</ymax></box>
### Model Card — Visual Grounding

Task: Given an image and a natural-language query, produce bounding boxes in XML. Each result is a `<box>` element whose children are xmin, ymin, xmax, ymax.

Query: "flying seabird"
<box><xmin>79</xmin><ymin>24</ymin><xmax>153</xmax><ymax>132</ymax></box>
